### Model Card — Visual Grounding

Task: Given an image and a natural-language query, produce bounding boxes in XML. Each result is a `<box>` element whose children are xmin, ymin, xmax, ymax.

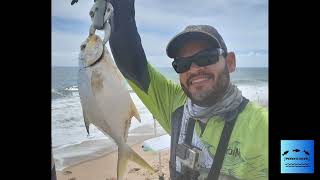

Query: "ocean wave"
<box><xmin>53</xmin><ymin>138</ymin><xmax>115</xmax><ymax>171</ymax></box>
<box><xmin>52</xmin><ymin>85</ymin><xmax>136</xmax><ymax>100</ymax></box>
<box><xmin>52</xmin><ymin>89</ymin><xmax>66</xmax><ymax>99</ymax></box>
<box><xmin>52</xmin><ymin>87</ymin><xmax>80</xmax><ymax>99</ymax></box>
<box><xmin>64</xmin><ymin>86</ymin><xmax>78</xmax><ymax>91</ymax></box>
<box><xmin>257</xmin><ymin>79</ymin><xmax>268</xmax><ymax>82</ymax></box>
<box><xmin>52</xmin><ymin>127</ymin><xmax>166</xmax><ymax>171</ymax></box>
<box><xmin>52</xmin><ymin>88</ymin><xmax>63</xmax><ymax>94</ymax></box>
<box><xmin>233</xmin><ymin>79</ymin><xmax>267</xmax><ymax>85</ymax></box>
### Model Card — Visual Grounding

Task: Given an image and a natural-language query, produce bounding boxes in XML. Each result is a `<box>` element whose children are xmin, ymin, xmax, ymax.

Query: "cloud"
<box><xmin>147</xmin><ymin>55</ymin><xmax>172</xmax><ymax>67</ymax></box>
<box><xmin>52</xmin><ymin>30</ymin><xmax>86</xmax><ymax>66</ymax></box>
<box><xmin>52</xmin><ymin>0</ymin><xmax>93</xmax><ymax>23</ymax></box>
<box><xmin>52</xmin><ymin>0</ymin><xmax>268</xmax><ymax>67</ymax></box>
<box><xmin>236</xmin><ymin>49</ymin><xmax>268</xmax><ymax>57</ymax></box>
<box><xmin>52</xmin><ymin>30</ymin><xmax>85</xmax><ymax>52</ymax></box>
<box><xmin>52</xmin><ymin>29</ymin><xmax>114</xmax><ymax>66</ymax></box>
<box><xmin>236</xmin><ymin>55</ymin><xmax>268</xmax><ymax>67</ymax></box>
<box><xmin>134</xmin><ymin>0</ymin><xmax>268</xmax><ymax>54</ymax></box>
<box><xmin>235</xmin><ymin>49</ymin><xmax>268</xmax><ymax>67</ymax></box>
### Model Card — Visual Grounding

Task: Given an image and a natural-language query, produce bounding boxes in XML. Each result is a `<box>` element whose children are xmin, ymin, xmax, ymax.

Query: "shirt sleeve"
<box><xmin>127</xmin><ymin>63</ymin><xmax>187</xmax><ymax>134</ymax></box>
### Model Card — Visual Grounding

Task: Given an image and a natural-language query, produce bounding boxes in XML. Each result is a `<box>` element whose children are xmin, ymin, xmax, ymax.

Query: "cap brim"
<box><xmin>166</xmin><ymin>31</ymin><xmax>221</xmax><ymax>58</ymax></box>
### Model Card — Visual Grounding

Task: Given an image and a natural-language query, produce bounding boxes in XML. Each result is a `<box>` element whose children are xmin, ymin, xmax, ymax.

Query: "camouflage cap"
<box><xmin>166</xmin><ymin>25</ymin><xmax>228</xmax><ymax>58</ymax></box>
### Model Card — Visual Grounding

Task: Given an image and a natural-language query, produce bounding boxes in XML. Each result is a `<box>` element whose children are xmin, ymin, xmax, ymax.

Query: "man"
<box><xmin>108</xmin><ymin>0</ymin><xmax>268</xmax><ymax>179</ymax></box>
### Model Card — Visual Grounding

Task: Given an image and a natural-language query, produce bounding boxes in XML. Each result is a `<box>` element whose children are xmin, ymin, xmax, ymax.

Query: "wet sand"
<box><xmin>56</xmin><ymin>143</ymin><xmax>171</xmax><ymax>180</ymax></box>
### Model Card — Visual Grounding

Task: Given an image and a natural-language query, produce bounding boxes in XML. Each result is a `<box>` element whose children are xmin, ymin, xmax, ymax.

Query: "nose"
<box><xmin>188</xmin><ymin>62</ymin><xmax>203</xmax><ymax>72</ymax></box>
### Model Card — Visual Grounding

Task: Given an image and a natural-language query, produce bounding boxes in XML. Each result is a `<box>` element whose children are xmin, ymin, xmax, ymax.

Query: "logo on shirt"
<box><xmin>227</xmin><ymin>146</ymin><xmax>241</xmax><ymax>158</ymax></box>
<box><xmin>281</xmin><ymin>140</ymin><xmax>314</xmax><ymax>174</ymax></box>
<box><xmin>204</xmin><ymin>140</ymin><xmax>242</xmax><ymax>159</ymax></box>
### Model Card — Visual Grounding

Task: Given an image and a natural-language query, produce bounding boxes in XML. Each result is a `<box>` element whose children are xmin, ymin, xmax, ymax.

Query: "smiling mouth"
<box><xmin>188</xmin><ymin>74</ymin><xmax>213</xmax><ymax>86</ymax></box>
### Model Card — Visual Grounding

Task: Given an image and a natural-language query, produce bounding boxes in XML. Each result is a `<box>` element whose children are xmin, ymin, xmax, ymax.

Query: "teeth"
<box><xmin>191</xmin><ymin>77</ymin><xmax>209</xmax><ymax>84</ymax></box>
<box><xmin>193</xmin><ymin>78</ymin><xmax>207</xmax><ymax>83</ymax></box>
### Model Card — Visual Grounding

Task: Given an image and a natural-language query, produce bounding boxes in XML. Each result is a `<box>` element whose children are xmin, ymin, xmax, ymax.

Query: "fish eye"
<box><xmin>80</xmin><ymin>44</ymin><xmax>86</xmax><ymax>50</ymax></box>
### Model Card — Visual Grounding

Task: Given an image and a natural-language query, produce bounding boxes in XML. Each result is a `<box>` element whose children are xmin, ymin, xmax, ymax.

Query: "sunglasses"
<box><xmin>172</xmin><ymin>48</ymin><xmax>226</xmax><ymax>73</ymax></box>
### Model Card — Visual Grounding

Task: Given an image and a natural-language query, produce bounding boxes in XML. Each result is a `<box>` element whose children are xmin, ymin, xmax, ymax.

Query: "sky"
<box><xmin>52</xmin><ymin>0</ymin><xmax>268</xmax><ymax>67</ymax></box>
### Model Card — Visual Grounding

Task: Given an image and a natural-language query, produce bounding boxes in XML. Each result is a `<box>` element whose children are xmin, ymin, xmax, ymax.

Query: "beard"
<box><xmin>181</xmin><ymin>65</ymin><xmax>230</xmax><ymax>106</ymax></box>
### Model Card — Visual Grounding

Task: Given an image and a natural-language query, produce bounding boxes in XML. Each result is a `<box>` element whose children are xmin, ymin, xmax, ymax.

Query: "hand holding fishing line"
<box><xmin>72</xmin><ymin>0</ymin><xmax>114</xmax><ymax>45</ymax></box>
<box><xmin>88</xmin><ymin>0</ymin><xmax>114</xmax><ymax>45</ymax></box>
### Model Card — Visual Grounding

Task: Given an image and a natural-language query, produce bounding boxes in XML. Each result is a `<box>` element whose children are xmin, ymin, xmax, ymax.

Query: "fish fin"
<box><xmin>79</xmin><ymin>94</ymin><xmax>91</xmax><ymax>135</ymax></box>
<box><xmin>130</xmin><ymin>100</ymin><xmax>141</xmax><ymax>122</ymax></box>
<box><xmin>117</xmin><ymin>143</ymin><xmax>155</xmax><ymax>179</ymax></box>
<box><xmin>78</xmin><ymin>71</ymin><xmax>93</xmax><ymax>136</ymax></box>
<box><xmin>83</xmin><ymin>111</ymin><xmax>91</xmax><ymax>135</ymax></box>
<box><xmin>123</xmin><ymin>118</ymin><xmax>131</xmax><ymax>143</ymax></box>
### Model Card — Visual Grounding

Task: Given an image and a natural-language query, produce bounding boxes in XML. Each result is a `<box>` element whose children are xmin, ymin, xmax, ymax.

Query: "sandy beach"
<box><xmin>54</xmin><ymin>102</ymin><xmax>268</xmax><ymax>180</ymax></box>
<box><xmin>56</xmin><ymin>143</ymin><xmax>171</xmax><ymax>180</ymax></box>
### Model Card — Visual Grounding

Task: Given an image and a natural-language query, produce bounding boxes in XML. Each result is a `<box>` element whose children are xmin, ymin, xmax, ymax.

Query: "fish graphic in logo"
<box><xmin>281</xmin><ymin>140</ymin><xmax>314</xmax><ymax>173</ymax></box>
<box><xmin>282</xmin><ymin>150</ymin><xmax>289</xmax><ymax>156</ymax></box>
<box><xmin>292</xmin><ymin>149</ymin><xmax>300</xmax><ymax>152</ymax></box>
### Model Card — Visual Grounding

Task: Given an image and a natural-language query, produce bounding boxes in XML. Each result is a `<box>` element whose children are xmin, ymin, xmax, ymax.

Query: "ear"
<box><xmin>225</xmin><ymin>52</ymin><xmax>236</xmax><ymax>73</ymax></box>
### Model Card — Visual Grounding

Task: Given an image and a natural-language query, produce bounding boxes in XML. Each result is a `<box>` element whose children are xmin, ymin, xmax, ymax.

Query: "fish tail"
<box><xmin>130</xmin><ymin>100</ymin><xmax>141</xmax><ymax>122</ymax></box>
<box><xmin>117</xmin><ymin>143</ymin><xmax>155</xmax><ymax>179</ymax></box>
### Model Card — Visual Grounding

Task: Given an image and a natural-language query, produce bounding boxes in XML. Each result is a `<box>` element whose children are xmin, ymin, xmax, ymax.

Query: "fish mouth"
<box><xmin>79</xmin><ymin>35</ymin><xmax>104</xmax><ymax>68</ymax></box>
<box><xmin>84</xmin><ymin>46</ymin><xmax>104</xmax><ymax>68</ymax></box>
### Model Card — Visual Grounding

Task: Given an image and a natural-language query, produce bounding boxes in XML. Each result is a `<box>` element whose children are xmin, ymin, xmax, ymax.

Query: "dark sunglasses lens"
<box><xmin>172</xmin><ymin>48</ymin><xmax>222</xmax><ymax>73</ymax></box>
<box><xmin>172</xmin><ymin>61</ymin><xmax>179</xmax><ymax>73</ymax></box>
<box><xmin>195</xmin><ymin>56</ymin><xmax>219</xmax><ymax>67</ymax></box>
<box><xmin>172</xmin><ymin>60</ymin><xmax>191</xmax><ymax>73</ymax></box>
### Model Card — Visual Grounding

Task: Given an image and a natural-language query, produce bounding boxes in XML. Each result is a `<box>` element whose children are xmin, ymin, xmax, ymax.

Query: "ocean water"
<box><xmin>51</xmin><ymin>66</ymin><xmax>268</xmax><ymax>169</ymax></box>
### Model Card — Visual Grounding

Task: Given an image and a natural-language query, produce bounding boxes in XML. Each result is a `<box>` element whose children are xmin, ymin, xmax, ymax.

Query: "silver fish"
<box><xmin>78</xmin><ymin>34</ymin><xmax>155</xmax><ymax>179</ymax></box>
